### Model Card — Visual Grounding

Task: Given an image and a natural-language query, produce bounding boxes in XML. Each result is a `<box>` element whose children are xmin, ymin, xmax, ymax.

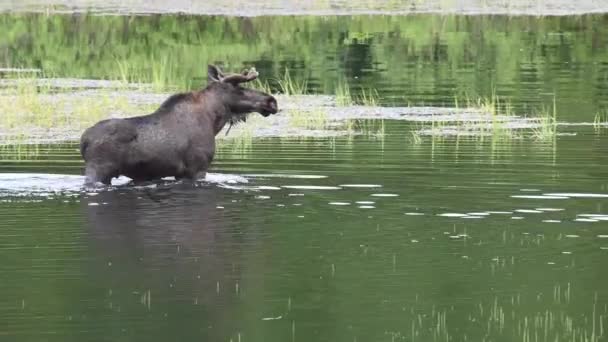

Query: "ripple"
<box><xmin>0</xmin><ymin>172</ymin><xmax>250</xmax><ymax>198</ymax></box>
<box><xmin>370</xmin><ymin>193</ymin><xmax>399</xmax><ymax>197</ymax></box>
<box><xmin>405</xmin><ymin>212</ymin><xmax>425</xmax><ymax>216</ymax></box>
<box><xmin>257</xmin><ymin>186</ymin><xmax>282</xmax><ymax>190</ymax></box>
<box><xmin>578</xmin><ymin>214</ymin><xmax>608</xmax><ymax>220</ymax></box>
<box><xmin>356</xmin><ymin>201</ymin><xmax>375</xmax><ymax>205</ymax></box>
<box><xmin>339</xmin><ymin>184</ymin><xmax>382</xmax><ymax>188</ymax></box>
<box><xmin>544</xmin><ymin>193</ymin><xmax>608</xmax><ymax>198</ymax></box>
<box><xmin>282</xmin><ymin>185</ymin><xmax>341</xmax><ymax>190</ymax></box>
<box><xmin>438</xmin><ymin>213</ymin><xmax>467</xmax><ymax>217</ymax></box>
<box><xmin>542</xmin><ymin>220</ymin><xmax>561</xmax><ymax>223</ymax></box>
<box><xmin>511</xmin><ymin>195</ymin><xmax>569</xmax><ymax>199</ymax></box>
<box><xmin>515</xmin><ymin>209</ymin><xmax>543</xmax><ymax>213</ymax></box>
<box><xmin>247</xmin><ymin>174</ymin><xmax>327</xmax><ymax>179</ymax></box>
<box><xmin>329</xmin><ymin>202</ymin><xmax>350</xmax><ymax>206</ymax></box>
<box><xmin>536</xmin><ymin>208</ymin><xmax>565</xmax><ymax>212</ymax></box>
<box><xmin>575</xmin><ymin>218</ymin><xmax>599</xmax><ymax>223</ymax></box>
<box><xmin>358</xmin><ymin>205</ymin><xmax>375</xmax><ymax>209</ymax></box>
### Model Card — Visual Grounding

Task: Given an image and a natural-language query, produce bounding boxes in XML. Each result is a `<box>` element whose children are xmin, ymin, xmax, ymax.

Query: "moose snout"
<box><xmin>261</xmin><ymin>97</ymin><xmax>278</xmax><ymax>116</ymax></box>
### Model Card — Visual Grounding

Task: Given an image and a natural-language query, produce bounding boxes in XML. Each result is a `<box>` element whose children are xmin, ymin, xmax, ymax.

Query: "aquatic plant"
<box><xmin>358</xmin><ymin>87</ymin><xmax>380</xmax><ymax>107</ymax></box>
<box><xmin>412</xmin><ymin>92</ymin><xmax>559</xmax><ymax>143</ymax></box>
<box><xmin>335</xmin><ymin>80</ymin><xmax>353</xmax><ymax>106</ymax></box>
<box><xmin>276</xmin><ymin>68</ymin><xmax>307</xmax><ymax>96</ymax></box>
<box><xmin>531</xmin><ymin>96</ymin><xmax>558</xmax><ymax>141</ymax></box>
<box><xmin>0</xmin><ymin>75</ymin><xmax>159</xmax><ymax>143</ymax></box>
<box><xmin>287</xmin><ymin>109</ymin><xmax>328</xmax><ymax>129</ymax></box>
<box><xmin>593</xmin><ymin>110</ymin><xmax>608</xmax><ymax>130</ymax></box>
<box><xmin>252</xmin><ymin>78</ymin><xmax>274</xmax><ymax>95</ymax></box>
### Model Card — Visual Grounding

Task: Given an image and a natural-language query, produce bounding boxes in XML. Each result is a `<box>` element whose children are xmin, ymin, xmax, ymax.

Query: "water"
<box><xmin>1</xmin><ymin>14</ymin><xmax>608</xmax><ymax>121</ymax></box>
<box><xmin>1</xmin><ymin>124</ymin><xmax>608</xmax><ymax>341</ymax></box>
<box><xmin>1</xmin><ymin>11</ymin><xmax>608</xmax><ymax>342</ymax></box>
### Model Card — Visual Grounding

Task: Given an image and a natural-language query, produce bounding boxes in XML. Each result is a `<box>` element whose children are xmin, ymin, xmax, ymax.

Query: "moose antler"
<box><xmin>220</xmin><ymin>67</ymin><xmax>259</xmax><ymax>85</ymax></box>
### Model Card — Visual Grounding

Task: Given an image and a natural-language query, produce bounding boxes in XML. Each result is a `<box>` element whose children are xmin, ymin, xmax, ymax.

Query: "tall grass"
<box><xmin>276</xmin><ymin>68</ymin><xmax>307</xmax><ymax>96</ymax></box>
<box><xmin>532</xmin><ymin>96</ymin><xmax>558</xmax><ymax>141</ymax></box>
<box><xmin>594</xmin><ymin>110</ymin><xmax>608</xmax><ymax>131</ymax></box>
<box><xmin>335</xmin><ymin>80</ymin><xmax>353</xmax><ymax>106</ymax></box>
<box><xmin>359</xmin><ymin>87</ymin><xmax>379</xmax><ymax>106</ymax></box>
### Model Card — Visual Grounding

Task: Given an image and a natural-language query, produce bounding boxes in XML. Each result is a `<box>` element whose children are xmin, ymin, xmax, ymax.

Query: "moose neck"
<box><xmin>205</xmin><ymin>97</ymin><xmax>248</xmax><ymax>136</ymax></box>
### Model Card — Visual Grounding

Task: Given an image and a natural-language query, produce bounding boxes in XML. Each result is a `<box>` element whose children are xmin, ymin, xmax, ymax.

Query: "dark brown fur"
<box><xmin>80</xmin><ymin>65</ymin><xmax>278</xmax><ymax>186</ymax></box>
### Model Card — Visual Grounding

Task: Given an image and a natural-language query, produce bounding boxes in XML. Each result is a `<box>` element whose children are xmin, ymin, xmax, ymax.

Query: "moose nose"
<box><xmin>267</xmin><ymin>97</ymin><xmax>278</xmax><ymax>114</ymax></box>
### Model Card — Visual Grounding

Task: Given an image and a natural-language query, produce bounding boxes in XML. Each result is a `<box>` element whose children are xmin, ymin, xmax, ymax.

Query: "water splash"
<box><xmin>0</xmin><ymin>172</ymin><xmax>249</xmax><ymax>198</ymax></box>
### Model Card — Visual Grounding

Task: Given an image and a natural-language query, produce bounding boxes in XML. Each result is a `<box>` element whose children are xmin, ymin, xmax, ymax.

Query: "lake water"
<box><xmin>1</xmin><ymin>12</ymin><xmax>608</xmax><ymax>342</ymax></box>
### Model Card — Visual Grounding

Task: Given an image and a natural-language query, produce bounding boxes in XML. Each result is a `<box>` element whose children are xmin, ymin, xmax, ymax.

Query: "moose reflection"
<box><xmin>82</xmin><ymin>185</ymin><xmax>266</xmax><ymax>340</ymax></box>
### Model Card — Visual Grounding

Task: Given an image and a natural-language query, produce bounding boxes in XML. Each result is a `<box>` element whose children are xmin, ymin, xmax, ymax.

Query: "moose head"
<box><xmin>207</xmin><ymin>64</ymin><xmax>278</xmax><ymax>117</ymax></box>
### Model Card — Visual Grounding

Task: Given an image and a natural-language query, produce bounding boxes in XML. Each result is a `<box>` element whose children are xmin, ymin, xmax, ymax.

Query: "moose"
<box><xmin>80</xmin><ymin>64</ymin><xmax>278</xmax><ymax>186</ymax></box>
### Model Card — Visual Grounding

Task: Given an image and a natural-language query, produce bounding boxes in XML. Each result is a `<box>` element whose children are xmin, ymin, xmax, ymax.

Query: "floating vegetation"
<box><xmin>0</xmin><ymin>76</ymin><xmax>161</xmax><ymax>143</ymax></box>
<box><xmin>287</xmin><ymin>109</ymin><xmax>328</xmax><ymax>129</ymax></box>
<box><xmin>413</xmin><ymin>93</ymin><xmax>560</xmax><ymax>142</ymax></box>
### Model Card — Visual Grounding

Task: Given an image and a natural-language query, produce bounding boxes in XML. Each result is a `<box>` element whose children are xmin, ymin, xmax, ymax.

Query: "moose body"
<box><xmin>80</xmin><ymin>65</ymin><xmax>277</xmax><ymax>186</ymax></box>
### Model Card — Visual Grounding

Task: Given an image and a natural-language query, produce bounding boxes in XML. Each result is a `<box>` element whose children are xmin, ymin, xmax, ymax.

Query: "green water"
<box><xmin>1</xmin><ymin>13</ymin><xmax>608</xmax><ymax>342</ymax></box>
<box><xmin>1</xmin><ymin>14</ymin><xmax>608</xmax><ymax>120</ymax></box>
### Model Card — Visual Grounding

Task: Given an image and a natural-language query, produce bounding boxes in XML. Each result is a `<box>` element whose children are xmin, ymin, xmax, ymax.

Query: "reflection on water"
<box><xmin>82</xmin><ymin>187</ymin><xmax>251</xmax><ymax>341</ymax></box>
<box><xmin>0</xmin><ymin>126</ymin><xmax>607</xmax><ymax>340</ymax></box>
<box><xmin>1</xmin><ymin>14</ymin><xmax>608</xmax><ymax>121</ymax></box>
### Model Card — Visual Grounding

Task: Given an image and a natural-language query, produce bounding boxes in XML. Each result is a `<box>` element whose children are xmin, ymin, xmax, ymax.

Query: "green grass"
<box><xmin>335</xmin><ymin>80</ymin><xmax>353</xmax><ymax>106</ymax></box>
<box><xmin>252</xmin><ymin>78</ymin><xmax>274</xmax><ymax>95</ymax></box>
<box><xmin>276</xmin><ymin>68</ymin><xmax>307</xmax><ymax>96</ymax></box>
<box><xmin>0</xmin><ymin>75</ymin><xmax>158</xmax><ymax>142</ymax></box>
<box><xmin>287</xmin><ymin>109</ymin><xmax>328</xmax><ymax>129</ymax></box>
<box><xmin>344</xmin><ymin>118</ymin><xmax>385</xmax><ymax>138</ymax></box>
<box><xmin>594</xmin><ymin>110</ymin><xmax>608</xmax><ymax>130</ymax></box>
<box><xmin>413</xmin><ymin>93</ymin><xmax>557</xmax><ymax>143</ymax></box>
<box><xmin>531</xmin><ymin>96</ymin><xmax>558</xmax><ymax>141</ymax></box>
<box><xmin>358</xmin><ymin>87</ymin><xmax>379</xmax><ymax>107</ymax></box>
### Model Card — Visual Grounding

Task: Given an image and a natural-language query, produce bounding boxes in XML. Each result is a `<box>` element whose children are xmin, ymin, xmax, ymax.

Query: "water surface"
<box><xmin>1</xmin><ymin>11</ymin><xmax>608</xmax><ymax>342</ymax></box>
<box><xmin>1</xmin><ymin>124</ymin><xmax>608</xmax><ymax>341</ymax></box>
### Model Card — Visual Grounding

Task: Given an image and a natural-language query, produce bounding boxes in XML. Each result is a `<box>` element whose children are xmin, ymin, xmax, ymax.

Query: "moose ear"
<box><xmin>207</xmin><ymin>65</ymin><xmax>223</xmax><ymax>83</ymax></box>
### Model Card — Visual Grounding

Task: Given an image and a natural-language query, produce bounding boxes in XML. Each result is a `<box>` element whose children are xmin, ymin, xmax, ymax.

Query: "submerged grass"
<box><xmin>594</xmin><ymin>110</ymin><xmax>608</xmax><ymax>131</ymax></box>
<box><xmin>335</xmin><ymin>81</ymin><xmax>380</xmax><ymax>107</ymax></box>
<box><xmin>359</xmin><ymin>87</ymin><xmax>380</xmax><ymax>107</ymax></box>
<box><xmin>335</xmin><ymin>80</ymin><xmax>353</xmax><ymax>106</ymax></box>
<box><xmin>531</xmin><ymin>97</ymin><xmax>558</xmax><ymax>141</ymax></box>
<box><xmin>287</xmin><ymin>109</ymin><xmax>328</xmax><ymax>129</ymax></box>
<box><xmin>0</xmin><ymin>75</ymin><xmax>158</xmax><ymax>143</ymax></box>
<box><xmin>414</xmin><ymin>92</ymin><xmax>558</xmax><ymax>143</ymax></box>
